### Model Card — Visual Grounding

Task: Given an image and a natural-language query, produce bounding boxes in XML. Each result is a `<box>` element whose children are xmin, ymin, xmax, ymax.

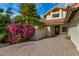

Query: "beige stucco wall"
<box><xmin>33</xmin><ymin>27</ymin><xmax>47</xmax><ymax>40</ymax></box>
<box><xmin>33</xmin><ymin>26</ymin><xmax>53</xmax><ymax>40</ymax></box>
<box><xmin>67</xmin><ymin>13</ymin><xmax>79</xmax><ymax>51</ymax></box>
<box><xmin>46</xmin><ymin>26</ymin><xmax>53</xmax><ymax>37</ymax></box>
<box><xmin>32</xmin><ymin>24</ymin><xmax>67</xmax><ymax>41</ymax></box>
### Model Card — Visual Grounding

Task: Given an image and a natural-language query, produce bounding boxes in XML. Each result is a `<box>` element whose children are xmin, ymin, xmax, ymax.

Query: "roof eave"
<box><xmin>65</xmin><ymin>7</ymin><xmax>79</xmax><ymax>23</ymax></box>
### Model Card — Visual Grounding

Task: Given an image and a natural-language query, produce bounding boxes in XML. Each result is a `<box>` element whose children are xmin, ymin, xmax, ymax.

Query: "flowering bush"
<box><xmin>5</xmin><ymin>23</ymin><xmax>36</xmax><ymax>44</ymax></box>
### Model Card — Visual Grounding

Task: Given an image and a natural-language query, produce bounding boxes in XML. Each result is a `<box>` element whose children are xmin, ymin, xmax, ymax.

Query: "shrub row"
<box><xmin>5</xmin><ymin>23</ymin><xmax>36</xmax><ymax>44</ymax></box>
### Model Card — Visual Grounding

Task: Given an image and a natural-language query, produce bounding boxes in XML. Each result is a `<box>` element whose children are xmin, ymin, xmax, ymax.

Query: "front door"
<box><xmin>55</xmin><ymin>26</ymin><xmax>60</xmax><ymax>35</ymax></box>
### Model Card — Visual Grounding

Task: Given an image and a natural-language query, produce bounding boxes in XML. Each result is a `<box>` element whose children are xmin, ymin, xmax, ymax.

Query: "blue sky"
<box><xmin>0</xmin><ymin>3</ymin><xmax>68</xmax><ymax>15</ymax></box>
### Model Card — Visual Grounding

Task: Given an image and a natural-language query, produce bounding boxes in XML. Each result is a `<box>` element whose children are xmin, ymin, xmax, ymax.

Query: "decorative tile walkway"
<box><xmin>0</xmin><ymin>35</ymin><xmax>79</xmax><ymax>56</ymax></box>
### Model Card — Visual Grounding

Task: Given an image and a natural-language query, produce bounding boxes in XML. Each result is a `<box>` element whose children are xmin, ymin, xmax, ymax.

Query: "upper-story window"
<box><xmin>52</xmin><ymin>13</ymin><xmax>60</xmax><ymax>18</ymax></box>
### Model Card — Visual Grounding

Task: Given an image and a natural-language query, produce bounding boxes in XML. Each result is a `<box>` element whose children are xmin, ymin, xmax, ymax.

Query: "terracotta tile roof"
<box><xmin>44</xmin><ymin>6</ymin><xmax>66</xmax><ymax>16</ymax></box>
<box><xmin>40</xmin><ymin>19</ymin><xmax>65</xmax><ymax>25</ymax></box>
<box><xmin>65</xmin><ymin>3</ymin><xmax>79</xmax><ymax>23</ymax></box>
<box><xmin>68</xmin><ymin>3</ymin><xmax>77</xmax><ymax>8</ymax></box>
<box><xmin>66</xmin><ymin>3</ymin><xmax>77</xmax><ymax>10</ymax></box>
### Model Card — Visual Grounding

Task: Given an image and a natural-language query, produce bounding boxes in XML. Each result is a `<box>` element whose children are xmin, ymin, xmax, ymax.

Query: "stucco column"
<box><xmin>59</xmin><ymin>9</ymin><xmax>63</xmax><ymax>19</ymax></box>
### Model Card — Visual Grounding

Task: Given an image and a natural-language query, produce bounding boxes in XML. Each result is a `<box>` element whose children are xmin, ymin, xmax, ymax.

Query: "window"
<box><xmin>53</xmin><ymin>13</ymin><xmax>59</xmax><ymax>18</ymax></box>
<box><xmin>62</xmin><ymin>27</ymin><xmax>67</xmax><ymax>32</ymax></box>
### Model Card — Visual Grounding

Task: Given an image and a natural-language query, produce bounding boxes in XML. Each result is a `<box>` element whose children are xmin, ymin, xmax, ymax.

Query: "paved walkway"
<box><xmin>0</xmin><ymin>35</ymin><xmax>79</xmax><ymax>56</ymax></box>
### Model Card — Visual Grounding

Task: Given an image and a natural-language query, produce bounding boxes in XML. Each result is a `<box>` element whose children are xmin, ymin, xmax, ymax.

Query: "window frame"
<box><xmin>52</xmin><ymin>13</ymin><xmax>60</xmax><ymax>18</ymax></box>
<box><xmin>62</xmin><ymin>27</ymin><xmax>67</xmax><ymax>32</ymax></box>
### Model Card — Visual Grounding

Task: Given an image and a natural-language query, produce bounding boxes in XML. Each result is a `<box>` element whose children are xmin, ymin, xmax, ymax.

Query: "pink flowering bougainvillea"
<box><xmin>6</xmin><ymin>23</ymin><xmax>36</xmax><ymax>44</ymax></box>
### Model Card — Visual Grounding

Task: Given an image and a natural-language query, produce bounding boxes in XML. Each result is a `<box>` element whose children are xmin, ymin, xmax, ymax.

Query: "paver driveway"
<box><xmin>0</xmin><ymin>35</ymin><xmax>79</xmax><ymax>56</ymax></box>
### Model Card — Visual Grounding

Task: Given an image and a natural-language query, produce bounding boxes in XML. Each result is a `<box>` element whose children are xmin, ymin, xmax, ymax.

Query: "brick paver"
<box><xmin>0</xmin><ymin>35</ymin><xmax>79</xmax><ymax>56</ymax></box>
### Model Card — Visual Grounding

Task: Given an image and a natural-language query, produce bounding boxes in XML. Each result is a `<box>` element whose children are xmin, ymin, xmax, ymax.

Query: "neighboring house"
<box><xmin>65</xmin><ymin>3</ymin><xmax>79</xmax><ymax>51</ymax></box>
<box><xmin>40</xmin><ymin>6</ymin><xmax>67</xmax><ymax>36</ymax></box>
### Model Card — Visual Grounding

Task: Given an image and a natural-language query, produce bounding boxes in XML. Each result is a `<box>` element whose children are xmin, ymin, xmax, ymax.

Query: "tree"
<box><xmin>6</xmin><ymin>8</ymin><xmax>14</xmax><ymax>23</ymax></box>
<box><xmin>0</xmin><ymin>8</ymin><xmax>15</xmax><ymax>42</ymax></box>
<box><xmin>19</xmin><ymin>3</ymin><xmax>40</xmax><ymax>24</ymax></box>
<box><xmin>0</xmin><ymin>11</ymin><xmax>10</xmax><ymax>33</ymax></box>
<box><xmin>0</xmin><ymin>8</ymin><xmax>4</xmax><ymax>13</ymax></box>
<box><xmin>15</xmin><ymin>15</ymin><xmax>24</xmax><ymax>23</ymax></box>
<box><xmin>6</xmin><ymin>8</ymin><xmax>14</xmax><ymax>16</ymax></box>
<box><xmin>15</xmin><ymin>3</ymin><xmax>45</xmax><ymax>27</ymax></box>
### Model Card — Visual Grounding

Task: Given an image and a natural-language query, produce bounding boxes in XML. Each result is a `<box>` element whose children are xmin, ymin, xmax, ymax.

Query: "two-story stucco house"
<box><xmin>41</xmin><ymin>6</ymin><xmax>67</xmax><ymax>36</ymax></box>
